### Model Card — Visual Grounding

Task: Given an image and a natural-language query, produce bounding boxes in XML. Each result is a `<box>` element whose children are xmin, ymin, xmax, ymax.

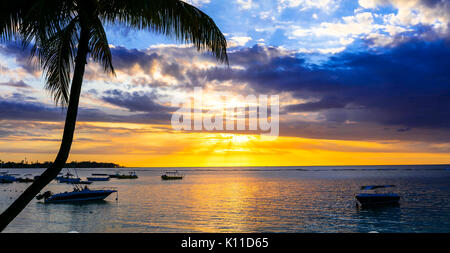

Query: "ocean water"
<box><xmin>1</xmin><ymin>165</ymin><xmax>450</xmax><ymax>233</ymax></box>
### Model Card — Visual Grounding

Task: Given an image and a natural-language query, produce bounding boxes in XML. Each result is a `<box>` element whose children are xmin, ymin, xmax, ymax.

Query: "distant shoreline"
<box><xmin>0</xmin><ymin>161</ymin><xmax>122</xmax><ymax>169</ymax></box>
<box><xmin>2</xmin><ymin>164</ymin><xmax>449</xmax><ymax>172</ymax></box>
<box><xmin>1</xmin><ymin>163</ymin><xmax>449</xmax><ymax>170</ymax></box>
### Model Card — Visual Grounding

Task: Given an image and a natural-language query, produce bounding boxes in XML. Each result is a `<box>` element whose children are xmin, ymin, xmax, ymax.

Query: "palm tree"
<box><xmin>0</xmin><ymin>0</ymin><xmax>227</xmax><ymax>231</ymax></box>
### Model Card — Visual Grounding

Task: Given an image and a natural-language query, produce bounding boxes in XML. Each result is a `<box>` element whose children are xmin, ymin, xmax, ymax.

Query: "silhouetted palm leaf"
<box><xmin>98</xmin><ymin>0</ymin><xmax>228</xmax><ymax>63</ymax></box>
<box><xmin>89</xmin><ymin>16</ymin><xmax>115</xmax><ymax>75</ymax></box>
<box><xmin>31</xmin><ymin>17</ymin><xmax>78</xmax><ymax>106</ymax></box>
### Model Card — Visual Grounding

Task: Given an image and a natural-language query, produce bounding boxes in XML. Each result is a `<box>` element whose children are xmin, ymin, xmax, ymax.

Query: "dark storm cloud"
<box><xmin>0</xmin><ymin>95</ymin><xmax>172</xmax><ymax>125</ymax></box>
<box><xmin>203</xmin><ymin>49</ymin><xmax>338</xmax><ymax>97</ymax></box>
<box><xmin>204</xmin><ymin>41</ymin><xmax>450</xmax><ymax>130</ymax></box>
<box><xmin>284</xmin><ymin>96</ymin><xmax>348</xmax><ymax>112</ymax></box>
<box><xmin>2</xmin><ymin>37</ymin><xmax>450</xmax><ymax>142</ymax></box>
<box><xmin>101</xmin><ymin>89</ymin><xmax>175</xmax><ymax>113</ymax></box>
<box><xmin>162</xmin><ymin>62</ymin><xmax>184</xmax><ymax>80</ymax></box>
<box><xmin>0</xmin><ymin>97</ymin><xmax>63</xmax><ymax>121</ymax></box>
<box><xmin>228</xmin><ymin>45</ymin><xmax>286</xmax><ymax>66</ymax></box>
<box><xmin>110</xmin><ymin>46</ymin><xmax>161</xmax><ymax>70</ymax></box>
<box><xmin>321</xmin><ymin>39</ymin><xmax>450</xmax><ymax>129</ymax></box>
<box><xmin>278</xmin><ymin>120</ymin><xmax>450</xmax><ymax>143</ymax></box>
<box><xmin>0</xmin><ymin>42</ymin><xmax>162</xmax><ymax>74</ymax></box>
<box><xmin>421</xmin><ymin>0</ymin><xmax>450</xmax><ymax>8</ymax></box>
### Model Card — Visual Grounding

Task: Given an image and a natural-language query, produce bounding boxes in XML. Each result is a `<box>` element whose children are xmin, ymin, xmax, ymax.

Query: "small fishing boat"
<box><xmin>57</xmin><ymin>176</ymin><xmax>81</xmax><ymax>183</ymax></box>
<box><xmin>356</xmin><ymin>185</ymin><xmax>400</xmax><ymax>207</ymax></box>
<box><xmin>91</xmin><ymin>173</ymin><xmax>109</xmax><ymax>176</ymax></box>
<box><xmin>108</xmin><ymin>171</ymin><xmax>120</xmax><ymax>178</ymax></box>
<box><xmin>0</xmin><ymin>174</ymin><xmax>17</xmax><ymax>182</ymax></box>
<box><xmin>56</xmin><ymin>172</ymin><xmax>77</xmax><ymax>181</ymax></box>
<box><xmin>111</xmin><ymin>171</ymin><xmax>138</xmax><ymax>179</ymax></box>
<box><xmin>16</xmin><ymin>177</ymin><xmax>34</xmax><ymax>183</ymax></box>
<box><xmin>57</xmin><ymin>176</ymin><xmax>92</xmax><ymax>184</ymax></box>
<box><xmin>36</xmin><ymin>185</ymin><xmax>117</xmax><ymax>203</ymax></box>
<box><xmin>0</xmin><ymin>178</ymin><xmax>13</xmax><ymax>183</ymax></box>
<box><xmin>87</xmin><ymin>176</ymin><xmax>110</xmax><ymax>181</ymax></box>
<box><xmin>56</xmin><ymin>170</ymin><xmax>92</xmax><ymax>184</ymax></box>
<box><xmin>161</xmin><ymin>171</ymin><xmax>183</xmax><ymax>180</ymax></box>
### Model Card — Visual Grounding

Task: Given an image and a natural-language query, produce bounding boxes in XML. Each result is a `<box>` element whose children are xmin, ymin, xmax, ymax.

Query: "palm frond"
<box><xmin>98</xmin><ymin>0</ymin><xmax>228</xmax><ymax>64</ymax></box>
<box><xmin>14</xmin><ymin>0</ymin><xmax>77</xmax><ymax>106</ymax></box>
<box><xmin>88</xmin><ymin>16</ymin><xmax>115</xmax><ymax>75</ymax></box>
<box><xmin>31</xmin><ymin>17</ymin><xmax>79</xmax><ymax>106</ymax></box>
<box><xmin>0</xmin><ymin>1</ymin><xmax>30</xmax><ymax>42</ymax></box>
<box><xmin>19</xmin><ymin>0</ymin><xmax>75</xmax><ymax>49</ymax></box>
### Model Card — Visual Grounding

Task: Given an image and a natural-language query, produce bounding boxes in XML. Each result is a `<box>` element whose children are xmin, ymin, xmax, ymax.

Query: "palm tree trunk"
<box><xmin>0</xmin><ymin>26</ymin><xmax>90</xmax><ymax>232</ymax></box>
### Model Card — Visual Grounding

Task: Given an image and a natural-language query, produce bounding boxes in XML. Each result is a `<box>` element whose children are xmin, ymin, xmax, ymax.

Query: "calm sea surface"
<box><xmin>1</xmin><ymin>165</ymin><xmax>450</xmax><ymax>233</ymax></box>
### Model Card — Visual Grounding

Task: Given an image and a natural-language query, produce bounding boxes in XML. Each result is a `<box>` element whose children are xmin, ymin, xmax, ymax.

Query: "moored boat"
<box><xmin>92</xmin><ymin>173</ymin><xmax>109</xmax><ymax>176</ymax></box>
<box><xmin>87</xmin><ymin>176</ymin><xmax>110</xmax><ymax>181</ymax></box>
<box><xmin>356</xmin><ymin>185</ymin><xmax>400</xmax><ymax>207</ymax></box>
<box><xmin>161</xmin><ymin>171</ymin><xmax>183</xmax><ymax>180</ymax></box>
<box><xmin>16</xmin><ymin>177</ymin><xmax>34</xmax><ymax>183</ymax></box>
<box><xmin>109</xmin><ymin>172</ymin><xmax>119</xmax><ymax>178</ymax></box>
<box><xmin>0</xmin><ymin>178</ymin><xmax>13</xmax><ymax>183</ymax></box>
<box><xmin>57</xmin><ymin>176</ymin><xmax>81</xmax><ymax>183</ymax></box>
<box><xmin>0</xmin><ymin>174</ymin><xmax>18</xmax><ymax>182</ymax></box>
<box><xmin>56</xmin><ymin>170</ymin><xmax>92</xmax><ymax>184</ymax></box>
<box><xmin>111</xmin><ymin>171</ymin><xmax>138</xmax><ymax>179</ymax></box>
<box><xmin>56</xmin><ymin>172</ymin><xmax>77</xmax><ymax>182</ymax></box>
<box><xmin>36</xmin><ymin>186</ymin><xmax>117</xmax><ymax>203</ymax></box>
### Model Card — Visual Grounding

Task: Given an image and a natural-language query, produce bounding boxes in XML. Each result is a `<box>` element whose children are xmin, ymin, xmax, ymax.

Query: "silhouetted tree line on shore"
<box><xmin>0</xmin><ymin>160</ymin><xmax>122</xmax><ymax>169</ymax></box>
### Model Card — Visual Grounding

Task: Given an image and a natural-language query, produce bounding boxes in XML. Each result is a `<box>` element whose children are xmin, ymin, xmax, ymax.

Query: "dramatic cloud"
<box><xmin>278</xmin><ymin>0</ymin><xmax>341</xmax><ymax>13</ymax></box>
<box><xmin>110</xmin><ymin>46</ymin><xmax>161</xmax><ymax>71</ymax></box>
<box><xmin>101</xmin><ymin>89</ymin><xmax>175</xmax><ymax>113</ymax></box>
<box><xmin>359</xmin><ymin>0</ymin><xmax>450</xmax><ymax>30</ymax></box>
<box><xmin>0</xmin><ymin>13</ymin><xmax>449</xmax><ymax>144</ymax></box>
<box><xmin>0</xmin><ymin>80</ymin><xmax>32</xmax><ymax>88</ymax></box>
<box><xmin>203</xmin><ymin>40</ymin><xmax>450</xmax><ymax>132</ymax></box>
<box><xmin>0</xmin><ymin>95</ymin><xmax>172</xmax><ymax>125</ymax></box>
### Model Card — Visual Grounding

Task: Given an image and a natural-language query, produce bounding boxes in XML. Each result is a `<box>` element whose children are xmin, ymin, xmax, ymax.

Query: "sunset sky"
<box><xmin>1</xmin><ymin>0</ymin><xmax>450</xmax><ymax>167</ymax></box>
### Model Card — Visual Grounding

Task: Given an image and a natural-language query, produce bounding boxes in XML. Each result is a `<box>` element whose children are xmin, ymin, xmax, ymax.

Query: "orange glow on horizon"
<box><xmin>0</xmin><ymin>121</ymin><xmax>449</xmax><ymax>167</ymax></box>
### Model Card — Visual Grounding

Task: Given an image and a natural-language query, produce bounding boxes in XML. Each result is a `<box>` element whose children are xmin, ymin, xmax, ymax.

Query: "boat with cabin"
<box><xmin>161</xmin><ymin>171</ymin><xmax>183</xmax><ymax>180</ymax></box>
<box><xmin>355</xmin><ymin>185</ymin><xmax>400</xmax><ymax>207</ymax></box>
<box><xmin>110</xmin><ymin>171</ymin><xmax>138</xmax><ymax>179</ymax></box>
<box><xmin>56</xmin><ymin>172</ymin><xmax>92</xmax><ymax>184</ymax></box>
<box><xmin>87</xmin><ymin>176</ymin><xmax>110</xmax><ymax>181</ymax></box>
<box><xmin>36</xmin><ymin>185</ymin><xmax>117</xmax><ymax>203</ymax></box>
